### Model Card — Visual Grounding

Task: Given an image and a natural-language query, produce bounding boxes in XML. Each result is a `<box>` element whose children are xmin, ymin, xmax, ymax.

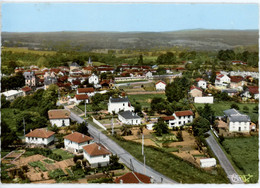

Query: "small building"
<box><xmin>161</xmin><ymin>110</ymin><xmax>194</xmax><ymax>128</ymax></box>
<box><xmin>108</xmin><ymin>96</ymin><xmax>134</xmax><ymax>114</ymax></box>
<box><xmin>1</xmin><ymin>90</ymin><xmax>24</xmax><ymax>101</ymax></box>
<box><xmin>222</xmin><ymin>89</ymin><xmax>238</xmax><ymax>97</ymax></box>
<box><xmin>196</xmin><ymin>78</ymin><xmax>207</xmax><ymax>89</ymax></box>
<box><xmin>44</xmin><ymin>72</ymin><xmax>57</xmax><ymax>90</ymax></box>
<box><xmin>145</xmin><ymin>71</ymin><xmax>153</xmax><ymax>79</ymax></box>
<box><xmin>223</xmin><ymin>109</ymin><xmax>251</xmax><ymax>132</ymax></box>
<box><xmin>114</xmin><ymin>172</ymin><xmax>152</xmax><ymax>184</ymax></box>
<box><xmin>64</xmin><ymin>131</ymin><xmax>94</xmax><ymax>153</ymax></box>
<box><xmin>215</xmin><ymin>74</ymin><xmax>230</xmax><ymax>88</ymax></box>
<box><xmin>200</xmin><ymin>158</ymin><xmax>216</xmax><ymax>168</ymax></box>
<box><xmin>82</xmin><ymin>143</ymin><xmax>111</xmax><ymax>168</ymax></box>
<box><xmin>194</xmin><ymin>96</ymin><xmax>214</xmax><ymax>104</ymax></box>
<box><xmin>118</xmin><ymin>111</ymin><xmax>142</xmax><ymax>125</ymax></box>
<box><xmin>25</xmin><ymin>128</ymin><xmax>55</xmax><ymax>145</ymax></box>
<box><xmin>21</xmin><ymin>86</ymin><xmax>32</xmax><ymax>96</ymax></box>
<box><xmin>77</xmin><ymin>87</ymin><xmax>95</xmax><ymax>96</ymax></box>
<box><xmin>241</xmin><ymin>86</ymin><xmax>259</xmax><ymax>100</ymax></box>
<box><xmin>48</xmin><ymin>109</ymin><xmax>70</xmax><ymax>127</ymax></box>
<box><xmin>88</xmin><ymin>73</ymin><xmax>99</xmax><ymax>85</ymax></box>
<box><xmin>189</xmin><ymin>85</ymin><xmax>203</xmax><ymax>98</ymax></box>
<box><xmin>230</xmin><ymin>76</ymin><xmax>245</xmax><ymax>90</ymax></box>
<box><xmin>70</xmin><ymin>62</ymin><xmax>80</xmax><ymax>71</ymax></box>
<box><xmin>155</xmin><ymin>81</ymin><xmax>166</xmax><ymax>91</ymax></box>
<box><xmin>74</xmin><ymin>94</ymin><xmax>89</xmax><ymax>105</ymax></box>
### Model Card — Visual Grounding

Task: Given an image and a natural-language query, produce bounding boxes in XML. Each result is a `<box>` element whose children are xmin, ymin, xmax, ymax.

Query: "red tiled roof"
<box><xmin>100</xmin><ymin>79</ymin><xmax>112</xmax><ymax>85</ymax></box>
<box><xmin>190</xmin><ymin>85</ymin><xmax>202</xmax><ymax>91</ymax></box>
<box><xmin>83</xmin><ymin>66</ymin><xmax>93</xmax><ymax>70</ymax></box>
<box><xmin>25</xmin><ymin>128</ymin><xmax>55</xmax><ymax>138</ymax></box>
<box><xmin>64</xmin><ymin>131</ymin><xmax>93</xmax><ymax>144</ymax></box>
<box><xmin>175</xmin><ymin>110</ymin><xmax>194</xmax><ymax>117</ymax></box>
<box><xmin>77</xmin><ymin>87</ymin><xmax>94</xmax><ymax>93</ymax></box>
<box><xmin>75</xmin><ymin>94</ymin><xmax>89</xmax><ymax>100</ymax></box>
<box><xmin>48</xmin><ymin>109</ymin><xmax>70</xmax><ymax>119</ymax></box>
<box><xmin>248</xmin><ymin>86</ymin><xmax>259</xmax><ymax>94</ymax></box>
<box><xmin>22</xmin><ymin>86</ymin><xmax>32</xmax><ymax>92</ymax></box>
<box><xmin>195</xmin><ymin>78</ymin><xmax>205</xmax><ymax>82</ymax></box>
<box><xmin>50</xmin><ymin>68</ymin><xmax>61</xmax><ymax>74</ymax></box>
<box><xmin>161</xmin><ymin>116</ymin><xmax>175</xmax><ymax>121</ymax></box>
<box><xmin>83</xmin><ymin>143</ymin><xmax>111</xmax><ymax>156</ymax></box>
<box><xmin>72</xmin><ymin>80</ymin><xmax>81</xmax><ymax>85</ymax></box>
<box><xmin>114</xmin><ymin>172</ymin><xmax>151</xmax><ymax>184</ymax></box>
<box><xmin>230</xmin><ymin>76</ymin><xmax>244</xmax><ymax>83</ymax></box>
<box><xmin>156</xmin><ymin>80</ymin><xmax>166</xmax><ymax>85</ymax></box>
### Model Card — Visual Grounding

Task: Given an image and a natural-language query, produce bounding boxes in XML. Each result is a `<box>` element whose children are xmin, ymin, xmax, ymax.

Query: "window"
<box><xmin>103</xmin><ymin>155</ymin><xmax>106</xmax><ymax>158</ymax></box>
<box><xmin>123</xmin><ymin>103</ymin><xmax>125</xmax><ymax>106</ymax></box>
<box><xmin>179</xmin><ymin>121</ymin><xmax>181</xmax><ymax>125</ymax></box>
<box><xmin>171</xmin><ymin>123</ymin><xmax>175</xmax><ymax>125</ymax></box>
<box><xmin>42</xmin><ymin>138</ymin><xmax>44</xmax><ymax>141</ymax></box>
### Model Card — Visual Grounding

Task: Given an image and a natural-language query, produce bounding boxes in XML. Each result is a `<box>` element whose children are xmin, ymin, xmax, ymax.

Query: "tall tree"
<box><xmin>153</xmin><ymin>119</ymin><xmax>169</xmax><ymax>136</ymax></box>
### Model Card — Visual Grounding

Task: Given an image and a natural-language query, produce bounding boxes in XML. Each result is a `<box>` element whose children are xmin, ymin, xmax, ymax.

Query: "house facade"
<box><xmin>197</xmin><ymin>79</ymin><xmax>207</xmax><ymax>89</ymax></box>
<box><xmin>155</xmin><ymin>81</ymin><xmax>166</xmax><ymax>91</ymax></box>
<box><xmin>1</xmin><ymin>90</ymin><xmax>24</xmax><ymax>101</ymax></box>
<box><xmin>223</xmin><ymin>109</ymin><xmax>251</xmax><ymax>132</ymax></box>
<box><xmin>25</xmin><ymin>128</ymin><xmax>55</xmax><ymax>145</ymax></box>
<box><xmin>83</xmin><ymin>143</ymin><xmax>111</xmax><ymax>168</ymax></box>
<box><xmin>189</xmin><ymin>85</ymin><xmax>203</xmax><ymax>98</ymax></box>
<box><xmin>161</xmin><ymin>110</ymin><xmax>194</xmax><ymax>128</ymax></box>
<box><xmin>118</xmin><ymin>111</ymin><xmax>142</xmax><ymax>125</ymax></box>
<box><xmin>108</xmin><ymin>97</ymin><xmax>134</xmax><ymax>114</ymax></box>
<box><xmin>23</xmin><ymin>71</ymin><xmax>38</xmax><ymax>87</ymax></box>
<box><xmin>215</xmin><ymin>74</ymin><xmax>230</xmax><ymax>89</ymax></box>
<box><xmin>77</xmin><ymin>87</ymin><xmax>95</xmax><ymax>96</ymax></box>
<box><xmin>230</xmin><ymin>76</ymin><xmax>245</xmax><ymax>91</ymax></box>
<box><xmin>74</xmin><ymin>94</ymin><xmax>89</xmax><ymax>105</ymax></box>
<box><xmin>241</xmin><ymin>86</ymin><xmax>259</xmax><ymax>100</ymax></box>
<box><xmin>64</xmin><ymin>131</ymin><xmax>94</xmax><ymax>153</ymax></box>
<box><xmin>88</xmin><ymin>73</ymin><xmax>99</xmax><ymax>85</ymax></box>
<box><xmin>48</xmin><ymin>109</ymin><xmax>70</xmax><ymax>127</ymax></box>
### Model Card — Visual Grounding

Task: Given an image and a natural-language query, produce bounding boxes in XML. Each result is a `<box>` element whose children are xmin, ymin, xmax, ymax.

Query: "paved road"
<box><xmin>206</xmin><ymin>131</ymin><xmax>244</xmax><ymax>184</ymax></box>
<box><xmin>65</xmin><ymin>105</ymin><xmax>177</xmax><ymax>184</ymax></box>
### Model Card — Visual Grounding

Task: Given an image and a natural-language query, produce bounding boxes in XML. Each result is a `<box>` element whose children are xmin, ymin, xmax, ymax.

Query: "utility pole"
<box><xmin>111</xmin><ymin>116</ymin><xmax>114</xmax><ymax>136</ymax></box>
<box><xmin>23</xmin><ymin>117</ymin><xmax>25</xmax><ymax>137</ymax></box>
<box><xmin>85</xmin><ymin>100</ymin><xmax>87</xmax><ymax>118</ymax></box>
<box><xmin>143</xmin><ymin>155</ymin><xmax>146</xmax><ymax>174</ymax></box>
<box><xmin>142</xmin><ymin>133</ymin><xmax>144</xmax><ymax>155</ymax></box>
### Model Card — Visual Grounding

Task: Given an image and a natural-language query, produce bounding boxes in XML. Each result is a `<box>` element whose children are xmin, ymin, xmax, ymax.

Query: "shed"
<box><xmin>200</xmin><ymin>158</ymin><xmax>216</xmax><ymax>168</ymax></box>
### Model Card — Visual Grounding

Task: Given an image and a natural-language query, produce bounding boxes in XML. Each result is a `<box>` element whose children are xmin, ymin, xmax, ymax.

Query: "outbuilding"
<box><xmin>200</xmin><ymin>158</ymin><xmax>216</xmax><ymax>168</ymax></box>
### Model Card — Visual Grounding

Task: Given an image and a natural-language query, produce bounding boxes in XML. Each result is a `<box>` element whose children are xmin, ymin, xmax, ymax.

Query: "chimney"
<box><xmin>30</xmin><ymin>129</ymin><xmax>32</xmax><ymax>132</ymax></box>
<box><xmin>82</xmin><ymin>134</ymin><xmax>84</xmax><ymax>138</ymax></box>
<box><xmin>120</xmin><ymin>179</ymin><xmax>123</xmax><ymax>184</ymax></box>
<box><xmin>98</xmin><ymin>146</ymin><xmax>101</xmax><ymax>150</ymax></box>
<box><xmin>46</xmin><ymin>128</ymin><xmax>48</xmax><ymax>132</ymax></box>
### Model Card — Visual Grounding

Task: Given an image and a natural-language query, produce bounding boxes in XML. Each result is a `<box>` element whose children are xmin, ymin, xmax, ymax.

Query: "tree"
<box><xmin>100</xmin><ymin>73</ymin><xmax>107</xmax><ymax>80</ymax></box>
<box><xmin>77</xmin><ymin>122</ymin><xmax>90</xmax><ymax>136</ymax></box>
<box><xmin>156</xmin><ymin>52</ymin><xmax>176</xmax><ymax>64</ymax></box>
<box><xmin>1</xmin><ymin>95</ymin><xmax>10</xmax><ymax>108</ymax></box>
<box><xmin>243</xmin><ymin>106</ymin><xmax>249</xmax><ymax>113</ymax></box>
<box><xmin>156</xmin><ymin>67</ymin><xmax>166</xmax><ymax>75</ymax></box>
<box><xmin>176</xmin><ymin>130</ymin><xmax>183</xmax><ymax>141</ymax></box>
<box><xmin>200</xmin><ymin>104</ymin><xmax>215</xmax><ymax>124</ymax></box>
<box><xmin>137</xmin><ymin>54</ymin><xmax>143</xmax><ymax>65</ymax></box>
<box><xmin>253</xmin><ymin>106</ymin><xmax>258</xmax><ymax>113</ymax></box>
<box><xmin>91</xmin><ymin>93</ymin><xmax>103</xmax><ymax>105</ymax></box>
<box><xmin>230</xmin><ymin>103</ymin><xmax>240</xmax><ymax>110</ymax></box>
<box><xmin>120</xmin><ymin>125</ymin><xmax>132</xmax><ymax>136</ymax></box>
<box><xmin>1</xmin><ymin>120</ymin><xmax>19</xmax><ymax>149</ymax></box>
<box><xmin>191</xmin><ymin>116</ymin><xmax>210</xmax><ymax>137</ymax></box>
<box><xmin>153</xmin><ymin>119</ymin><xmax>169</xmax><ymax>136</ymax></box>
<box><xmin>150</xmin><ymin>97</ymin><xmax>167</xmax><ymax>113</ymax></box>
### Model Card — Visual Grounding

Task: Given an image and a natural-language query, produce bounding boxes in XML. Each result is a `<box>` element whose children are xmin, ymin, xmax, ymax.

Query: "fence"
<box><xmin>92</xmin><ymin>116</ymin><xmax>107</xmax><ymax>130</ymax></box>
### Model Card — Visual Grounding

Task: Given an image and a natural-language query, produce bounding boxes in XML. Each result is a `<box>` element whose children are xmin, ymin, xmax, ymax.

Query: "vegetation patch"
<box><xmin>28</xmin><ymin>161</ymin><xmax>47</xmax><ymax>172</ymax></box>
<box><xmin>88</xmin><ymin>177</ymin><xmax>113</xmax><ymax>183</ymax></box>
<box><xmin>52</xmin><ymin>149</ymin><xmax>74</xmax><ymax>160</ymax></box>
<box><xmin>48</xmin><ymin>169</ymin><xmax>66</xmax><ymax>180</ymax></box>
<box><xmin>43</xmin><ymin>159</ymin><xmax>55</xmax><ymax>164</ymax></box>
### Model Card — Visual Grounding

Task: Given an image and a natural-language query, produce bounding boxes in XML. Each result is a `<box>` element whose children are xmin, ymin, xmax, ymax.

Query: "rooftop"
<box><xmin>223</xmin><ymin>108</ymin><xmax>240</xmax><ymax>116</ymax></box>
<box><xmin>109</xmin><ymin>97</ymin><xmax>130</xmax><ymax>103</ymax></box>
<box><xmin>174</xmin><ymin>110</ymin><xmax>194</xmax><ymax>117</ymax></box>
<box><xmin>82</xmin><ymin>143</ymin><xmax>110</xmax><ymax>157</ymax></box>
<box><xmin>25</xmin><ymin>128</ymin><xmax>55</xmax><ymax>138</ymax></box>
<box><xmin>64</xmin><ymin>131</ymin><xmax>93</xmax><ymax>143</ymax></box>
<box><xmin>75</xmin><ymin>94</ymin><xmax>89</xmax><ymax>100</ymax></box>
<box><xmin>78</xmin><ymin>87</ymin><xmax>95</xmax><ymax>93</ymax></box>
<box><xmin>118</xmin><ymin>111</ymin><xmax>141</xmax><ymax>120</ymax></box>
<box><xmin>48</xmin><ymin>109</ymin><xmax>70</xmax><ymax>119</ymax></box>
<box><xmin>114</xmin><ymin>172</ymin><xmax>151</xmax><ymax>184</ymax></box>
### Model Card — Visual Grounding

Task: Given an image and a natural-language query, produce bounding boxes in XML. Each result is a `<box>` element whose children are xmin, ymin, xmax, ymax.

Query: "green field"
<box><xmin>108</xmin><ymin>136</ymin><xmax>228</xmax><ymax>183</ymax></box>
<box><xmin>128</xmin><ymin>94</ymin><xmax>166</xmax><ymax>107</ymax></box>
<box><xmin>222</xmin><ymin>136</ymin><xmax>259</xmax><ymax>183</ymax></box>
<box><xmin>194</xmin><ymin>102</ymin><xmax>259</xmax><ymax>122</ymax></box>
<box><xmin>52</xmin><ymin>149</ymin><xmax>74</xmax><ymax>160</ymax></box>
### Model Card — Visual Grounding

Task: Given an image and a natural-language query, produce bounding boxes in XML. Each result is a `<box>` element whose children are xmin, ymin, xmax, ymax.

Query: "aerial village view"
<box><xmin>0</xmin><ymin>2</ymin><xmax>259</xmax><ymax>185</ymax></box>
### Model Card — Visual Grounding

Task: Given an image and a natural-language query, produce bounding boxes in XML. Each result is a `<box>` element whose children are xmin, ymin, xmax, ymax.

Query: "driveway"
<box><xmin>206</xmin><ymin>131</ymin><xmax>244</xmax><ymax>184</ymax></box>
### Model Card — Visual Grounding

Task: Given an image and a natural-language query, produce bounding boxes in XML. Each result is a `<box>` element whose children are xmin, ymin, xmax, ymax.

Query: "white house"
<box><xmin>200</xmin><ymin>158</ymin><xmax>216</xmax><ymax>168</ymax></box>
<box><xmin>196</xmin><ymin>78</ymin><xmax>207</xmax><ymax>89</ymax></box>
<box><xmin>1</xmin><ymin>90</ymin><xmax>24</xmax><ymax>101</ymax></box>
<box><xmin>83</xmin><ymin>143</ymin><xmax>111</xmax><ymax>168</ymax></box>
<box><xmin>118</xmin><ymin>111</ymin><xmax>142</xmax><ymax>125</ymax></box>
<box><xmin>88</xmin><ymin>73</ymin><xmax>99</xmax><ymax>85</ymax></box>
<box><xmin>48</xmin><ymin>109</ymin><xmax>70</xmax><ymax>127</ymax></box>
<box><xmin>108</xmin><ymin>96</ymin><xmax>134</xmax><ymax>114</ymax></box>
<box><xmin>223</xmin><ymin>109</ymin><xmax>251</xmax><ymax>132</ymax></box>
<box><xmin>215</xmin><ymin>74</ymin><xmax>230</xmax><ymax>88</ymax></box>
<box><xmin>155</xmin><ymin>81</ymin><xmax>166</xmax><ymax>91</ymax></box>
<box><xmin>25</xmin><ymin>128</ymin><xmax>55</xmax><ymax>145</ymax></box>
<box><xmin>145</xmin><ymin>71</ymin><xmax>153</xmax><ymax>79</ymax></box>
<box><xmin>73</xmin><ymin>94</ymin><xmax>89</xmax><ymax>105</ymax></box>
<box><xmin>64</xmin><ymin>131</ymin><xmax>94</xmax><ymax>153</ymax></box>
<box><xmin>77</xmin><ymin>87</ymin><xmax>95</xmax><ymax>97</ymax></box>
<box><xmin>161</xmin><ymin>110</ymin><xmax>194</xmax><ymax>128</ymax></box>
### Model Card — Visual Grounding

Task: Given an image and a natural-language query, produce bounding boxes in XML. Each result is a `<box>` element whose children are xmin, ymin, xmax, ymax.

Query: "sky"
<box><xmin>2</xmin><ymin>3</ymin><xmax>259</xmax><ymax>32</ymax></box>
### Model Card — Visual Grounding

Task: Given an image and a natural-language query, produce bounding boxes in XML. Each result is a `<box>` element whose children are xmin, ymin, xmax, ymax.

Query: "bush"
<box><xmin>48</xmin><ymin>169</ymin><xmax>66</xmax><ymax>180</ymax></box>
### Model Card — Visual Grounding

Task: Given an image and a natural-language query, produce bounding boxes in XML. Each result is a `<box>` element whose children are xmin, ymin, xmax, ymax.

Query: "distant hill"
<box><xmin>2</xmin><ymin>29</ymin><xmax>258</xmax><ymax>51</ymax></box>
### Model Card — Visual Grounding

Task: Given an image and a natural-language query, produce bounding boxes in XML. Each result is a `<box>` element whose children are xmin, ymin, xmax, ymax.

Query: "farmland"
<box><xmin>222</xmin><ymin>136</ymin><xmax>259</xmax><ymax>183</ymax></box>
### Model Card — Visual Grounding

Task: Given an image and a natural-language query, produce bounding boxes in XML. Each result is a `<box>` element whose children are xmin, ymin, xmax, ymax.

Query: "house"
<box><xmin>64</xmin><ymin>131</ymin><xmax>94</xmax><ymax>153</ymax></box>
<box><xmin>145</xmin><ymin>71</ymin><xmax>153</xmax><ymax>79</ymax></box>
<box><xmin>44</xmin><ymin>72</ymin><xmax>57</xmax><ymax>90</ymax></box>
<box><xmin>108</xmin><ymin>96</ymin><xmax>135</xmax><ymax>114</ymax></box>
<box><xmin>48</xmin><ymin>109</ymin><xmax>70</xmax><ymax>127</ymax></box>
<box><xmin>70</xmin><ymin>69</ymin><xmax>83</xmax><ymax>76</ymax></box>
<box><xmin>25</xmin><ymin>128</ymin><xmax>55</xmax><ymax>145</ymax></box>
<box><xmin>155</xmin><ymin>81</ymin><xmax>166</xmax><ymax>91</ymax></box>
<box><xmin>82</xmin><ymin>143</ymin><xmax>111</xmax><ymax>168</ymax></box>
<box><xmin>215</xmin><ymin>74</ymin><xmax>230</xmax><ymax>88</ymax></box>
<box><xmin>241</xmin><ymin>86</ymin><xmax>259</xmax><ymax>100</ymax></box>
<box><xmin>23</xmin><ymin>71</ymin><xmax>38</xmax><ymax>87</ymax></box>
<box><xmin>118</xmin><ymin>111</ymin><xmax>142</xmax><ymax>125</ymax></box>
<box><xmin>196</xmin><ymin>78</ymin><xmax>207</xmax><ymax>89</ymax></box>
<box><xmin>161</xmin><ymin>110</ymin><xmax>194</xmax><ymax>128</ymax></box>
<box><xmin>21</xmin><ymin>86</ymin><xmax>32</xmax><ymax>96</ymax></box>
<box><xmin>77</xmin><ymin>87</ymin><xmax>95</xmax><ymax>96</ymax></box>
<box><xmin>223</xmin><ymin>109</ymin><xmax>251</xmax><ymax>132</ymax></box>
<box><xmin>70</xmin><ymin>62</ymin><xmax>80</xmax><ymax>71</ymax></box>
<box><xmin>222</xmin><ymin>89</ymin><xmax>238</xmax><ymax>97</ymax></box>
<box><xmin>189</xmin><ymin>85</ymin><xmax>203</xmax><ymax>98</ymax></box>
<box><xmin>74</xmin><ymin>94</ymin><xmax>89</xmax><ymax>105</ymax></box>
<box><xmin>114</xmin><ymin>172</ymin><xmax>152</xmax><ymax>184</ymax></box>
<box><xmin>100</xmin><ymin>79</ymin><xmax>114</xmax><ymax>89</ymax></box>
<box><xmin>82</xmin><ymin>66</ymin><xmax>94</xmax><ymax>75</ymax></box>
<box><xmin>1</xmin><ymin>90</ymin><xmax>24</xmax><ymax>101</ymax></box>
<box><xmin>88</xmin><ymin>73</ymin><xmax>99</xmax><ymax>85</ymax></box>
<box><xmin>230</xmin><ymin>76</ymin><xmax>245</xmax><ymax>90</ymax></box>
<box><xmin>200</xmin><ymin>158</ymin><xmax>216</xmax><ymax>168</ymax></box>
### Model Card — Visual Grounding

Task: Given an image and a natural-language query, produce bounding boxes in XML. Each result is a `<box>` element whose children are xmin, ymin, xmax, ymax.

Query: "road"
<box><xmin>206</xmin><ymin>131</ymin><xmax>244</xmax><ymax>184</ymax></box>
<box><xmin>65</xmin><ymin>105</ymin><xmax>177</xmax><ymax>184</ymax></box>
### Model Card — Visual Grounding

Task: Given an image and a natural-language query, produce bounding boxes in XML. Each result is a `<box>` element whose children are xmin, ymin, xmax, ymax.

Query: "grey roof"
<box><xmin>229</xmin><ymin>114</ymin><xmax>251</xmax><ymax>122</ymax></box>
<box><xmin>222</xmin><ymin>89</ymin><xmax>238</xmax><ymax>93</ymax></box>
<box><xmin>110</xmin><ymin>97</ymin><xmax>130</xmax><ymax>103</ymax></box>
<box><xmin>119</xmin><ymin>111</ymin><xmax>141</xmax><ymax>120</ymax></box>
<box><xmin>71</xmin><ymin>62</ymin><xmax>80</xmax><ymax>67</ymax></box>
<box><xmin>223</xmin><ymin>109</ymin><xmax>240</xmax><ymax>116</ymax></box>
<box><xmin>44</xmin><ymin>77</ymin><xmax>57</xmax><ymax>85</ymax></box>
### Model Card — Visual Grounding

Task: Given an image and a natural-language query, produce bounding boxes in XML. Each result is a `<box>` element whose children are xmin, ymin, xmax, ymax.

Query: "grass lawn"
<box><xmin>222</xmin><ymin>136</ymin><xmax>259</xmax><ymax>183</ymax></box>
<box><xmin>108</xmin><ymin>136</ymin><xmax>228</xmax><ymax>183</ymax></box>
<box><xmin>52</xmin><ymin>149</ymin><xmax>74</xmax><ymax>160</ymax></box>
<box><xmin>78</xmin><ymin>102</ymin><xmax>107</xmax><ymax>112</ymax></box>
<box><xmin>128</xmin><ymin>94</ymin><xmax>166</xmax><ymax>108</ymax></box>
<box><xmin>194</xmin><ymin>102</ymin><xmax>259</xmax><ymax>122</ymax></box>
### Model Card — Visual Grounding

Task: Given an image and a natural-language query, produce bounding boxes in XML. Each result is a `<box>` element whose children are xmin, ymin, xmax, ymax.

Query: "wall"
<box><xmin>92</xmin><ymin>117</ymin><xmax>107</xmax><ymax>130</ymax></box>
<box><xmin>200</xmin><ymin>159</ymin><xmax>216</xmax><ymax>168</ymax></box>
<box><xmin>229</xmin><ymin>121</ymin><xmax>250</xmax><ymax>132</ymax></box>
<box><xmin>156</xmin><ymin>83</ymin><xmax>166</xmax><ymax>90</ymax></box>
<box><xmin>83</xmin><ymin>151</ymin><xmax>110</xmax><ymax>167</ymax></box>
<box><xmin>25</xmin><ymin>135</ymin><xmax>54</xmax><ymax>145</ymax></box>
<box><xmin>167</xmin><ymin>115</ymin><xmax>193</xmax><ymax>128</ymax></box>
<box><xmin>194</xmin><ymin>97</ymin><xmax>214</xmax><ymax>104</ymax></box>
<box><xmin>50</xmin><ymin>118</ymin><xmax>70</xmax><ymax>127</ymax></box>
<box><xmin>118</xmin><ymin>114</ymin><xmax>141</xmax><ymax>125</ymax></box>
<box><xmin>64</xmin><ymin>139</ymin><xmax>94</xmax><ymax>153</ymax></box>
<box><xmin>108</xmin><ymin>102</ymin><xmax>134</xmax><ymax>114</ymax></box>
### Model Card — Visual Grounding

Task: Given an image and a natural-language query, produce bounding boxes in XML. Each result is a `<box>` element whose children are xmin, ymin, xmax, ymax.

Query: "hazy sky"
<box><xmin>2</xmin><ymin>3</ymin><xmax>259</xmax><ymax>32</ymax></box>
